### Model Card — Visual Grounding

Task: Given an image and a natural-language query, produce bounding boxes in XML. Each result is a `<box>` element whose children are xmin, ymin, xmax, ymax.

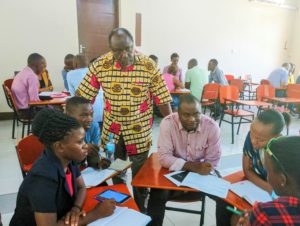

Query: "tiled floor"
<box><xmin>1</xmin><ymin>110</ymin><xmax>300</xmax><ymax>226</ymax></box>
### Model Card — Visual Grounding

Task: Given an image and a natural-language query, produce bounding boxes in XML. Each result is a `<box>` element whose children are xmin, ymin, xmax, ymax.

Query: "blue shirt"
<box><xmin>85</xmin><ymin>121</ymin><xmax>100</xmax><ymax>145</ymax></box>
<box><xmin>268</xmin><ymin>67</ymin><xmax>288</xmax><ymax>88</ymax></box>
<box><xmin>67</xmin><ymin>68</ymin><xmax>104</xmax><ymax>123</ymax></box>
<box><xmin>243</xmin><ymin>132</ymin><xmax>267</xmax><ymax>180</ymax></box>
<box><xmin>209</xmin><ymin>67</ymin><xmax>228</xmax><ymax>85</ymax></box>
<box><xmin>61</xmin><ymin>69</ymin><xmax>69</xmax><ymax>91</ymax></box>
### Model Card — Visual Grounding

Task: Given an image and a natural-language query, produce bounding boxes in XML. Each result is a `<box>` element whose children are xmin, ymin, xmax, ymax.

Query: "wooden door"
<box><xmin>77</xmin><ymin>0</ymin><xmax>119</xmax><ymax>61</ymax></box>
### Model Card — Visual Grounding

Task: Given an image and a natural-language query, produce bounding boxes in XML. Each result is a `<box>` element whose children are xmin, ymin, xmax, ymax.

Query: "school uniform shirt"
<box><xmin>157</xmin><ymin>113</ymin><xmax>221</xmax><ymax>171</ymax></box>
<box><xmin>10</xmin><ymin>149</ymin><xmax>80</xmax><ymax>226</ymax></box>
<box><xmin>243</xmin><ymin>132</ymin><xmax>267</xmax><ymax>180</ymax></box>
<box><xmin>77</xmin><ymin>51</ymin><xmax>172</xmax><ymax>155</ymax></box>
<box><xmin>250</xmin><ymin>196</ymin><xmax>300</xmax><ymax>226</ymax></box>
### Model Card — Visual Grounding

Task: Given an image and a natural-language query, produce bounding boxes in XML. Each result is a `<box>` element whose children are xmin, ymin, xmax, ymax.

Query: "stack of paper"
<box><xmin>81</xmin><ymin>167</ymin><xmax>116</xmax><ymax>187</ymax></box>
<box><xmin>88</xmin><ymin>206</ymin><xmax>151</xmax><ymax>226</ymax></box>
<box><xmin>230</xmin><ymin>180</ymin><xmax>272</xmax><ymax>205</ymax></box>
<box><xmin>164</xmin><ymin>171</ymin><xmax>231</xmax><ymax>198</ymax></box>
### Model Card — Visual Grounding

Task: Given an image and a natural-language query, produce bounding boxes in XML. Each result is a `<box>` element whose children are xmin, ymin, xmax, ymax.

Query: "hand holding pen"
<box><xmin>226</xmin><ymin>206</ymin><xmax>251</xmax><ymax>226</ymax></box>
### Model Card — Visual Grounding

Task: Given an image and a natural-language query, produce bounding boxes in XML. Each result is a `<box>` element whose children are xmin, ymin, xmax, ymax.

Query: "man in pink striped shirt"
<box><xmin>147</xmin><ymin>94</ymin><xmax>221</xmax><ymax>226</ymax></box>
<box><xmin>11</xmin><ymin>53</ymin><xmax>44</xmax><ymax>118</ymax></box>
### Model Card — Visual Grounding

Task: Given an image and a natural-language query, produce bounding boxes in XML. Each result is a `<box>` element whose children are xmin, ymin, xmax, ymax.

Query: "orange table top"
<box><xmin>170</xmin><ymin>89</ymin><xmax>191</xmax><ymax>95</ymax></box>
<box><xmin>225</xmin><ymin>99</ymin><xmax>273</xmax><ymax>107</ymax></box>
<box><xmin>263</xmin><ymin>97</ymin><xmax>300</xmax><ymax>104</ymax></box>
<box><xmin>132</xmin><ymin>153</ymin><xmax>252</xmax><ymax>210</ymax></box>
<box><xmin>82</xmin><ymin>184</ymin><xmax>139</xmax><ymax>213</ymax></box>
<box><xmin>29</xmin><ymin>97</ymin><xmax>67</xmax><ymax>106</ymax></box>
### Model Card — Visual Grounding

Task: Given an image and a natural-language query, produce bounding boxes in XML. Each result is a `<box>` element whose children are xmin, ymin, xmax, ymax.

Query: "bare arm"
<box><xmin>158</xmin><ymin>103</ymin><xmax>172</xmax><ymax>117</ymax></box>
<box><xmin>173</xmin><ymin>77</ymin><xmax>184</xmax><ymax>89</ymax></box>
<box><xmin>242</xmin><ymin>154</ymin><xmax>273</xmax><ymax>193</ymax></box>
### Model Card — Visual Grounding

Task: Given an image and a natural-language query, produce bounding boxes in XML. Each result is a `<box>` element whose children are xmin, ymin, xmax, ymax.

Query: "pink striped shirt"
<box><xmin>11</xmin><ymin>67</ymin><xmax>40</xmax><ymax>109</ymax></box>
<box><xmin>158</xmin><ymin>113</ymin><xmax>221</xmax><ymax>171</ymax></box>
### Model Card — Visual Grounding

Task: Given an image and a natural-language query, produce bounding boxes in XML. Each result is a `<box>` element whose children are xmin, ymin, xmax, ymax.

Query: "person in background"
<box><xmin>163</xmin><ymin>53</ymin><xmax>183</xmax><ymax>82</ymax></box>
<box><xmin>11</xmin><ymin>53</ymin><xmax>43</xmax><ymax>118</ymax></box>
<box><xmin>67</xmin><ymin>54</ymin><xmax>104</xmax><ymax>128</ymax></box>
<box><xmin>208</xmin><ymin>59</ymin><xmax>228</xmax><ymax>86</ymax></box>
<box><xmin>185</xmin><ymin>58</ymin><xmax>208</xmax><ymax>99</ymax></box>
<box><xmin>76</xmin><ymin>28</ymin><xmax>172</xmax><ymax>212</ymax></box>
<box><xmin>147</xmin><ymin>94</ymin><xmax>221</xmax><ymax>226</ymax></box>
<box><xmin>149</xmin><ymin>55</ymin><xmax>158</xmax><ymax>65</ymax></box>
<box><xmin>267</xmin><ymin>63</ymin><xmax>290</xmax><ymax>96</ymax></box>
<box><xmin>288</xmin><ymin>63</ymin><xmax>296</xmax><ymax>84</ymax></box>
<box><xmin>62</xmin><ymin>54</ymin><xmax>75</xmax><ymax>91</ymax></box>
<box><xmin>163</xmin><ymin>65</ymin><xmax>184</xmax><ymax>111</ymax></box>
<box><xmin>9</xmin><ymin>109</ymin><xmax>116</xmax><ymax>226</ymax></box>
<box><xmin>215</xmin><ymin>109</ymin><xmax>291</xmax><ymax>226</ymax></box>
<box><xmin>237</xmin><ymin>136</ymin><xmax>300</xmax><ymax>226</ymax></box>
<box><xmin>66</xmin><ymin>96</ymin><xmax>110</xmax><ymax>169</ymax></box>
<box><xmin>38</xmin><ymin>59</ymin><xmax>53</xmax><ymax>92</ymax></box>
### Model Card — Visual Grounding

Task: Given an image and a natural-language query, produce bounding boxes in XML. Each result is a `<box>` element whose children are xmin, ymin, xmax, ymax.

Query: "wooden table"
<box><xmin>29</xmin><ymin>97</ymin><xmax>68</xmax><ymax>106</ymax></box>
<box><xmin>82</xmin><ymin>184</ymin><xmax>139</xmax><ymax>213</ymax></box>
<box><xmin>170</xmin><ymin>89</ymin><xmax>191</xmax><ymax>95</ymax></box>
<box><xmin>132</xmin><ymin>153</ymin><xmax>251</xmax><ymax>210</ymax></box>
<box><xmin>225</xmin><ymin>99</ymin><xmax>273</xmax><ymax>108</ymax></box>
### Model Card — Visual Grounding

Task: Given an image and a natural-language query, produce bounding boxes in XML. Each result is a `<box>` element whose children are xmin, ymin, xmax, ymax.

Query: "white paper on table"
<box><xmin>88</xmin><ymin>206</ymin><xmax>151</xmax><ymax>226</ymax></box>
<box><xmin>109</xmin><ymin>158</ymin><xmax>132</xmax><ymax>171</ymax></box>
<box><xmin>39</xmin><ymin>91</ymin><xmax>60</xmax><ymax>96</ymax></box>
<box><xmin>180</xmin><ymin>172</ymin><xmax>231</xmax><ymax>198</ymax></box>
<box><xmin>81</xmin><ymin>167</ymin><xmax>116</xmax><ymax>188</ymax></box>
<box><xmin>230</xmin><ymin>180</ymin><xmax>272</xmax><ymax>205</ymax></box>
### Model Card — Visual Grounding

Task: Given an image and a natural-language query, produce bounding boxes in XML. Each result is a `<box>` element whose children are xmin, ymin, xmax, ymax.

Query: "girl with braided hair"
<box><xmin>10</xmin><ymin>109</ymin><xmax>116</xmax><ymax>226</ymax></box>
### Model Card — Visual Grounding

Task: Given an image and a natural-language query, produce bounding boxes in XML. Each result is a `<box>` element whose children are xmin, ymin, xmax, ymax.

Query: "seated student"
<box><xmin>62</xmin><ymin>54</ymin><xmax>75</xmax><ymax>91</ymax></box>
<box><xmin>11</xmin><ymin>53</ymin><xmax>43</xmax><ymax>118</ymax></box>
<box><xmin>163</xmin><ymin>65</ymin><xmax>184</xmax><ymax>111</ymax></box>
<box><xmin>38</xmin><ymin>59</ymin><xmax>54</xmax><ymax>92</ymax></box>
<box><xmin>66</xmin><ymin>96</ymin><xmax>109</xmax><ymax>169</ymax></box>
<box><xmin>215</xmin><ymin>109</ymin><xmax>291</xmax><ymax>226</ymax></box>
<box><xmin>238</xmin><ymin>136</ymin><xmax>300</xmax><ymax>226</ymax></box>
<box><xmin>147</xmin><ymin>94</ymin><xmax>221</xmax><ymax>226</ymax></box>
<box><xmin>67</xmin><ymin>54</ymin><xmax>104</xmax><ymax>127</ymax></box>
<box><xmin>9</xmin><ymin>109</ymin><xmax>116</xmax><ymax>226</ymax></box>
<box><xmin>163</xmin><ymin>53</ymin><xmax>183</xmax><ymax>82</ymax></box>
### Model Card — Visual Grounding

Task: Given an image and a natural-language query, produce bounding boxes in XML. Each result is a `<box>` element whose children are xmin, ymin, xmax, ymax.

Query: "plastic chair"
<box><xmin>219</xmin><ymin>86</ymin><xmax>254</xmax><ymax>144</ymax></box>
<box><xmin>256</xmin><ymin>85</ymin><xmax>275</xmax><ymax>101</ymax></box>
<box><xmin>15</xmin><ymin>135</ymin><xmax>44</xmax><ymax>178</ymax></box>
<box><xmin>200</xmin><ymin>83</ymin><xmax>220</xmax><ymax>118</ymax></box>
<box><xmin>230</xmin><ymin>79</ymin><xmax>245</xmax><ymax>99</ymax></box>
<box><xmin>225</xmin><ymin>75</ymin><xmax>234</xmax><ymax>83</ymax></box>
<box><xmin>260</xmin><ymin>79</ymin><xmax>270</xmax><ymax>85</ymax></box>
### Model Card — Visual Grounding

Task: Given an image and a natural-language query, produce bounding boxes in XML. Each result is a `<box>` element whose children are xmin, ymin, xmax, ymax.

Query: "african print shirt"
<box><xmin>77</xmin><ymin>51</ymin><xmax>172</xmax><ymax>155</ymax></box>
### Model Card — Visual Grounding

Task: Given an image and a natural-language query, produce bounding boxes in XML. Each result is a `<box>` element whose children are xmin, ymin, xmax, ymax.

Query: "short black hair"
<box><xmin>27</xmin><ymin>53</ymin><xmax>44</xmax><ymax>65</ymax></box>
<box><xmin>209</xmin><ymin>59</ymin><xmax>218</xmax><ymax>65</ymax></box>
<box><xmin>257</xmin><ymin>109</ymin><xmax>290</xmax><ymax>135</ymax></box>
<box><xmin>32</xmin><ymin>108</ymin><xmax>81</xmax><ymax>148</ymax></box>
<box><xmin>108</xmin><ymin>27</ymin><xmax>134</xmax><ymax>43</ymax></box>
<box><xmin>270</xmin><ymin>136</ymin><xmax>300</xmax><ymax>186</ymax></box>
<box><xmin>149</xmin><ymin>55</ymin><xmax>158</xmax><ymax>62</ymax></box>
<box><xmin>64</xmin><ymin>54</ymin><xmax>74</xmax><ymax>61</ymax></box>
<box><xmin>66</xmin><ymin>96</ymin><xmax>91</xmax><ymax>113</ymax></box>
<box><xmin>178</xmin><ymin>94</ymin><xmax>200</xmax><ymax>110</ymax></box>
<box><xmin>189</xmin><ymin>58</ymin><xmax>198</xmax><ymax>67</ymax></box>
<box><xmin>170</xmin><ymin>53</ymin><xmax>179</xmax><ymax>60</ymax></box>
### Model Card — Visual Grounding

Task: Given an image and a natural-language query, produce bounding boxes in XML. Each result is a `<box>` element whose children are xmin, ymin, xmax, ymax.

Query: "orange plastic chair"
<box><xmin>15</xmin><ymin>135</ymin><xmax>44</xmax><ymax>178</ymax></box>
<box><xmin>200</xmin><ymin>83</ymin><xmax>220</xmax><ymax>118</ymax></box>
<box><xmin>260</xmin><ymin>79</ymin><xmax>270</xmax><ymax>85</ymax></box>
<box><xmin>230</xmin><ymin>79</ymin><xmax>245</xmax><ymax>99</ymax></box>
<box><xmin>219</xmin><ymin>86</ymin><xmax>254</xmax><ymax>144</ymax></box>
<box><xmin>225</xmin><ymin>74</ymin><xmax>234</xmax><ymax>83</ymax></box>
<box><xmin>256</xmin><ymin>85</ymin><xmax>275</xmax><ymax>101</ymax></box>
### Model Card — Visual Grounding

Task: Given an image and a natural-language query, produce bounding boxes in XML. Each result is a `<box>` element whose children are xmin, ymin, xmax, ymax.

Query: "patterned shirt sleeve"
<box><xmin>250</xmin><ymin>202</ymin><xmax>271</xmax><ymax>226</ymax></box>
<box><xmin>76</xmin><ymin>62</ymin><xmax>101</xmax><ymax>101</ymax></box>
<box><xmin>149</xmin><ymin>62</ymin><xmax>172</xmax><ymax>105</ymax></box>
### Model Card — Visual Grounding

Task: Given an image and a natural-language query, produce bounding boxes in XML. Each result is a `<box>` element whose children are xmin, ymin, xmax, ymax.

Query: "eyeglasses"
<box><xmin>264</xmin><ymin>138</ymin><xmax>287</xmax><ymax>176</ymax></box>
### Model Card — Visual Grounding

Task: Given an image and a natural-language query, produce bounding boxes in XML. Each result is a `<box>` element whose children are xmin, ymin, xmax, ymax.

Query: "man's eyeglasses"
<box><xmin>264</xmin><ymin>137</ymin><xmax>287</xmax><ymax>176</ymax></box>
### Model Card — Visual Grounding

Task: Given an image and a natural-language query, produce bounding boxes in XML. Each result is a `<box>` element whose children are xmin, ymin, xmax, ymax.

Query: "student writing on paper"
<box><xmin>215</xmin><ymin>109</ymin><xmax>291</xmax><ymax>226</ymax></box>
<box><xmin>66</xmin><ymin>97</ymin><xmax>110</xmax><ymax>170</ymax></box>
<box><xmin>238</xmin><ymin>136</ymin><xmax>300</xmax><ymax>226</ymax></box>
<box><xmin>147</xmin><ymin>94</ymin><xmax>221</xmax><ymax>226</ymax></box>
<box><xmin>10</xmin><ymin>109</ymin><xmax>116</xmax><ymax>226</ymax></box>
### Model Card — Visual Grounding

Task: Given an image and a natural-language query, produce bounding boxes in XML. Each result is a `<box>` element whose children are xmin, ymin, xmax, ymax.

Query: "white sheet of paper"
<box><xmin>88</xmin><ymin>206</ymin><xmax>126</xmax><ymax>226</ymax></box>
<box><xmin>81</xmin><ymin>167</ymin><xmax>116</xmax><ymax>188</ymax></box>
<box><xmin>39</xmin><ymin>91</ymin><xmax>60</xmax><ymax>96</ymax></box>
<box><xmin>230</xmin><ymin>180</ymin><xmax>272</xmax><ymax>205</ymax></box>
<box><xmin>180</xmin><ymin>172</ymin><xmax>231</xmax><ymax>198</ymax></box>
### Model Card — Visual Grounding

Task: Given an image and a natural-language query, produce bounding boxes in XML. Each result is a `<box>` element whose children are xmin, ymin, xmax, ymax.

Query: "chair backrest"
<box><xmin>201</xmin><ymin>83</ymin><xmax>220</xmax><ymax>100</ymax></box>
<box><xmin>225</xmin><ymin>74</ymin><xmax>234</xmax><ymax>82</ymax></box>
<box><xmin>3</xmin><ymin>79</ymin><xmax>13</xmax><ymax>90</ymax></box>
<box><xmin>230</xmin><ymin>79</ymin><xmax>244</xmax><ymax>92</ymax></box>
<box><xmin>219</xmin><ymin>85</ymin><xmax>239</xmax><ymax>104</ymax></box>
<box><xmin>2</xmin><ymin>79</ymin><xmax>14</xmax><ymax>109</ymax></box>
<box><xmin>256</xmin><ymin>85</ymin><xmax>275</xmax><ymax>101</ymax></box>
<box><xmin>4</xmin><ymin>85</ymin><xmax>19</xmax><ymax>113</ymax></box>
<box><xmin>260</xmin><ymin>79</ymin><xmax>270</xmax><ymax>85</ymax></box>
<box><xmin>15</xmin><ymin>135</ymin><xmax>44</xmax><ymax>170</ymax></box>
<box><xmin>286</xmin><ymin>84</ymin><xmax>300</xmax><ymax>98</ymax></box>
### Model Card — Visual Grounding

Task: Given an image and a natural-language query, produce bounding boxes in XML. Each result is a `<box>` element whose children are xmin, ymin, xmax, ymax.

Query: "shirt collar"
<box><xmin>212</xmin><ymin>66</ymin><xmax>218</xmax><ymax>74</ymax></box>
<box><xmin>44</xmin><ymin>148</ymin><xmax>67</xmax><ymax>178</ymax></box>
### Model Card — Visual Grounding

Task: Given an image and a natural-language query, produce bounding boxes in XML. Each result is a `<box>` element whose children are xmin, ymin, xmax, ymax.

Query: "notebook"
<box><xmin>81</xmin><ymin>167</ymin><xmax>116</xmax><ymax>188</ymax></box>
<box><xmin>88</xmin><ymin>206</ymin><xmax>151</xmax><ymax>226</ymax></box>
<box><xmin>230</xmin><ymin>180</ymin><xmax>272</xmax><ymax>205</ymax></box>
<box><xmin>109</xmin><ymin>159</ymin><xmax>132</xmax><ymax>171</ymax></box>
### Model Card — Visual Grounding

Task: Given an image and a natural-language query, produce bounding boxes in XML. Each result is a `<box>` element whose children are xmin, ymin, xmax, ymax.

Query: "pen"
<box><xmin>226</xmin><ymin>206</ymin><xmax>243</xmax><ymax>216</ymax></box>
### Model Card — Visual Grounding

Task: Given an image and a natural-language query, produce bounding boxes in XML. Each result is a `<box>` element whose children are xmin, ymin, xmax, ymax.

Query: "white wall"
<box><xmin>120</xmin><ymin>0</ymin><xmax>298</xmax><ymax>82</ymax></box>
<box><xmin>0</xmin><ymin>0</ymin><xmax>78</xmax><ymax>112</ymax></box>
<box><xmin>290</xmin><ymin>6</ymin><xmax>300</xmax><ymax>78</ymax></box>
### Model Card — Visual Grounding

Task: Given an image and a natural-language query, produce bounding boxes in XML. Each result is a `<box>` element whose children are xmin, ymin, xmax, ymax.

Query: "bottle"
<box><xmin>105</xmin><ymin>133</ymin><xmax>115</xmax><ymax>162</ymax></box>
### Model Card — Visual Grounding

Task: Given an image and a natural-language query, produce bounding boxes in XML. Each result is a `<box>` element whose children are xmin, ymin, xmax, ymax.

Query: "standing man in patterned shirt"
<box><xmin>76</xmin><ymin>28</ymin><xmax>172</xmax><ymax>212</ymax></box>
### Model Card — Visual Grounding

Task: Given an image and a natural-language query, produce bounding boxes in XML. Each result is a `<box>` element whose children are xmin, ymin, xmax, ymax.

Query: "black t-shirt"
<box><xmin>10</xmin><ymin>149</ymin><xmax>81</xmax><ymax>226</ymax></box>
